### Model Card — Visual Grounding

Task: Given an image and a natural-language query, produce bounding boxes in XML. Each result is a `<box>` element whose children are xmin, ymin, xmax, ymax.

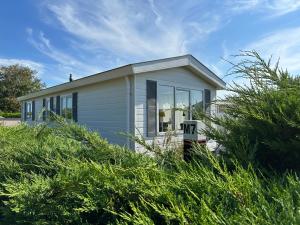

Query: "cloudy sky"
<box><xmin>1</xmin><ymin>0</ymin><xmax>300</xmax><ymax>89</ymax></box>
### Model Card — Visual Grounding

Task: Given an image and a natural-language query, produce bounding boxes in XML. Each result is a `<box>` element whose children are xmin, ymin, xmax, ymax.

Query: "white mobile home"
<box><xmin>18</xmin><ymin>55</ymin><xmax>226</xmax><ymax>151</ymax></box>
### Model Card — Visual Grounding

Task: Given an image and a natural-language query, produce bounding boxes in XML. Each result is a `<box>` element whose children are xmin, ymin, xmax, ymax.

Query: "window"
<box><xmin>158</xmin><ymin>85</ymin><xmax>174</xmax><ymax>132</ymax></box>
<box><xmin>52</xmin><ymin>98</ymin><xmax>56</xmax><ymax>113</ymax></box>
<box><xmin>26</xmin><ymin>101</ymin><xmax>32</xmax><ymax>120</ymax></box>
<box><xmin>204</xmin><ymin>89</ymin><xmax>211</xmax><ymax>115</ymax></box>
<box><xmin>175</xmin><ymin>89</ymin><xmax>190</xmax><ymax>130</ymax></box>
<box><xmin>61</xmin><ymin>95</ymin><xmax>73</xmax><ymax>120</ymax></box>
<box><xmin>191</xmin><ymin>90</ymin><xmax>204</xmax><ymax>120</ymax></box>
<box><xmin>157</xmin><ymin>86</ymin><xmax>205</xmax><ymax>133</ymax></box>
<box><xmin>45</xmin><ymin>98</ymin><xmax>51</xmax><ymax>119</ymax></box>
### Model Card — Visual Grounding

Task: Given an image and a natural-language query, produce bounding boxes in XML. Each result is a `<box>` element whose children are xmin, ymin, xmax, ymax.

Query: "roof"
<box><xmin>18</xmin><ymin>54</ymin><xmax>226</xmax><ymax>101</ymax></box>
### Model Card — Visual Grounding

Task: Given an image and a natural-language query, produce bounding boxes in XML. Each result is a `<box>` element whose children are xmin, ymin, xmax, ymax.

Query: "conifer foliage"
<box><xmin>204</xmin><ymin>51</ymin><xmax>300</xmax><ymax>171</ymax></box>
<box><xmin>0</xmin><ymin>123</ymin><xmax>299</xmax><ymax>224</ymax></box>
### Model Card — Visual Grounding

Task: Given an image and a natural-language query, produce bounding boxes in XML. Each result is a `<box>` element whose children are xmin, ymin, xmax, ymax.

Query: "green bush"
<box><xmin>0</xmin><ymin>122</ymin><xmax>299</xmax><ymax>224</ymax></box>
<box><xmin>0</xmin><ymin>112</ymin><xmax>21</xmax><ymax>118</ymax></box>
<box><xmin>202</xmin><ymin>51</ymin><xmax>300</xmax><ymax>172</ymax></box>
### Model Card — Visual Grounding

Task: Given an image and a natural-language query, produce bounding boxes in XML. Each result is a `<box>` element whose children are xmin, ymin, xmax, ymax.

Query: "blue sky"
<box><xmin>1</xmin><ymin>0</ymin><xmax>300</xmax><ymax>91</ymax></box>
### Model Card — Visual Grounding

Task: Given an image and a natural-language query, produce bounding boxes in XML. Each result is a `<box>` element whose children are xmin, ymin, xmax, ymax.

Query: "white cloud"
<box><xmin>225</xmin><ymin>0</ymin><xmax>300</xmax><ymax>16</ymax></box>
<box><xmin>266</xmin><ymin>0</ymin><xmax>300</xmax><ymax>16</ymax></box>
<box><xmin>28</xmin><ymin>0</ymin><xmax>296</xmax><ymax>97</ymax></box>
<box><xmin>41</xmin><ymin>0</ymin><xmax>223</xmax><ymax>61</ymax></box>
<box><xmin>247</xmin><ymin>26</ymin><xmax>300</xmax><ymax>73</ymax></box>
<box><xmin>226</xmin><ymin>0</ymin><xmax>261</xmax><ymax>12</ymax></box>
<box><xmin>0</xmin><ymin>58</ymin><xmax>44</xmax><ymax>76</ymax></box>
<box><xmin>45</xmin><ymin>0</ymin><xmax>186</xmax><ymax>59</ymax></box>
<box><xmin>23</xmin><ymin>0</ymin><xmax>225</xmax><ymax>87</ymax></box>
<box><xmin>214</xmin><ymin>26</ymin><xmax>300</xmax><ymax>99</ymax></box>
<box><xmin>27</xmin><ymin>29</ymin><xmax>99</xmax><ymax>78</ymax></box>
<box><xmin>186</xmin><ymin>14</ymin><xmax>222</xmax><ymax>39</ymax></box>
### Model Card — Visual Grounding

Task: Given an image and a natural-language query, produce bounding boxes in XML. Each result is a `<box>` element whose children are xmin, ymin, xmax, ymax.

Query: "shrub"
<box><xmin>0</xmin><ymin>122</ymin><xmax>299</xmax><ymax>224</ymax></box>
<box><xmin>201</xmin><ymin>51</ymin><xmax>300</xmax><ymax>172</ymax></box>
<box><xmin>0</xmin><ymin>112</ymin><xmax>21</xmax><ymax>118</ymax></box>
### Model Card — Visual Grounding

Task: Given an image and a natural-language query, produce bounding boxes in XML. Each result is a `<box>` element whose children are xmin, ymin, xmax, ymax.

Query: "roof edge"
<box><xmin>18</xmin><ymin>54</ymin><xmax>226</xmax><ymax>101</ymax></box>
<box><xmin>132</xmin><ymin>54</ymin><xmax>226</xmax><ymax>89</ymax></box>
<box><xmin>18</xmin><ymin>65</ymin><xmax>134</xmax><ymax>101</ymax></box>
<box><xmin>187</xmin><ymin>55</ymin><xmax>226</xmax><ymax>89</ymax></box>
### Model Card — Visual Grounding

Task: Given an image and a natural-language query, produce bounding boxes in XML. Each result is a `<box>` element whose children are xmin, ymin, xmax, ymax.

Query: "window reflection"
<box><xmin>157</xmin><ymin>86</ymin><xmax>205</xmax><ymax>132</ymax></box>
<box><xmin>61</xmin><ymin>95</ymin><xmax>73</xmax><ymax>120</ymax></box>
<box><xmin>158</xmin><ymin>86</ymin><xmax>174</xmax><ymax>132</ymax></box>
<box><xmin>66</xmin><ymin>96</ymin><xmax>72</xmax><ymax>119</ymax></box>
<box><xmin>26</xmin><ymin>102</ymin><xmax>32</xmax><ymax>119</ymax></box>
<box><xmin>191</xmin><ymin>90</ymin><xmax>203</xmax><ymax>120</ymax></box>
<box><xmin>175</xmin><ymin>89</ymin><xmax>190</xmax><ymax>130</ymax></box>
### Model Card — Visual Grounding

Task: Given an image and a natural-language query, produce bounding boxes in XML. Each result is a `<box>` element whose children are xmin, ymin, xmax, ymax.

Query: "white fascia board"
<box><xmin>188</xmin><ymin>55</ymin><xmax>226</xmax><ymax>89</ymax></box>
<box><xmin>18</xmin><ymin>65</ymin><xmax>133</xmax><ymax>101</ymax></box>
<box><xmin>132</xmin><ymin>55</ymin><xmax>190</xmax><ymax>74</ymax></box>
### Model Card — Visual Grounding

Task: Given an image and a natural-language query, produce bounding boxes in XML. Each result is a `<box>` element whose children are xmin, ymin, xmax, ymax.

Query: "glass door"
<box><xmin>175</xmin><ymin>89</ymin><xmax>190</xmax><ymax>130</ymax></box>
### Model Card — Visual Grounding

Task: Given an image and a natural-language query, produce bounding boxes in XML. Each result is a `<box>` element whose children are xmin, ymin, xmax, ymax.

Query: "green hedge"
<box><xmin>0</xmin><ymin>122</ymin><xmax>299</xmax><ymax>224</ymax></box>
<box><xmin>202</xmin><ymin>51</ymin><xmax>300</xmax><ymax>171</ymax></box>
<box><xmin>0</xmin><ymin>112</ymin><xmax>21</xmax><ymax>118</ymax></box>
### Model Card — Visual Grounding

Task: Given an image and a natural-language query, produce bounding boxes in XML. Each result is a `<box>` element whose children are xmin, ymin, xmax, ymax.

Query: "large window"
<box><xmin>157</xmin><ymin>86</ymin><xmax>204</xmax><ymax>133</ymax></box>
<box><xmin>175</xmin><ymin>89</ymin><xmax>190</xmax><ymax>130</ymax></box>
<box><xmin>61</xmin><ymin>95</ymin><xmax>73</xmax><ymax>120</ymax></box>
<box><xmin>158</xmin><ymin>86</ymin><xmax>174</xmax><ymax>132</ymax></box>
<box><xmin>26</xmin><ymin>101</ymin><xmax>32</xmax><ymax>120</ymax></box>
<box><xmin>191</xmin><ymin>90</ymin><xmax>204</xmax><ymax>120</ymax></box>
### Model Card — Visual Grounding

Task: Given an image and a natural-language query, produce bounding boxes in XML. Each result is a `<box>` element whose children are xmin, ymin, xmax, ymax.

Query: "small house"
<box><xmin>18</xmin><ymin>55</ymin><xmax>226</xmax><ymax>151</ymax></box>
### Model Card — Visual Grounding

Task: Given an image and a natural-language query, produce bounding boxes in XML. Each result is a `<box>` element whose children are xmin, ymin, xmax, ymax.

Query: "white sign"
<box><xmin>183</xmin><ymin>120</ymin><xmax>206</xmax><ymax>141</ymax></box>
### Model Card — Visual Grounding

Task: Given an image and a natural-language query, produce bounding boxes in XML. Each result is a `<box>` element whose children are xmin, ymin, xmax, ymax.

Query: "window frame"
<box><xmin>157</xmin><ymin>85</ymin><xmax>175</xmax><ymax>134</ymax></box>
<box><xmin>156</xmin><ymin>83</ymin><xmax>205</xmax><ymax>135</ymax></box>
<box><xmin>175</xmin><ymin>88</ymin><xmax>191</xmax><ymax>131</ymax></box>
<box><xmin>25</xmin><ymin>101</ymin><xmax>32</xmax><ymax>120</ymax></box>
<box><xmin>190</xmin><ymin>89</ymin><xmax>204</xmax><ymax>120</ymax></box>
<box><xmin>45</xmin><ymin>98</ymin><xmax>51</xmax><ymax>119</ymax></box>
<box><xmin>60</xmin><ymin>94</ymin><xmax>73</xmax><ymax>120</ymax></box>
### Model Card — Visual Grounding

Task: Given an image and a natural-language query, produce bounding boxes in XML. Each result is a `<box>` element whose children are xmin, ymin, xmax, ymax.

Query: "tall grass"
<box><xmin>0</xmin><ymin>122</ymin><xmax>299</xmax><ymax>224</ymax></box>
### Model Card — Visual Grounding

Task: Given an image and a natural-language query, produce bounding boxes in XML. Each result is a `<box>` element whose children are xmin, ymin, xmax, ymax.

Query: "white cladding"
<box><xmin>134</xmin><ymin>67</ymin><xmax>216</xmax><ymax>152</ymax></box>
<box><xmin>20</xmin><ymin>56</ymin><xmax>222</xmax><ymax>151</ymax></box>
<box><xmin>77</xmin><ymin>78</ymin><xmax>128</xmax><ymax>146</ymax></box>
<box><xmin>23</xmin><ymin>78</ymin><xmax>129</xmax><ymax>146</ymax></box>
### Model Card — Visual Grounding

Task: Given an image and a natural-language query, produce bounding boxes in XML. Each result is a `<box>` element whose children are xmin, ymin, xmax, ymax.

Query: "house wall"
<box><xmin>22</xmin><ymin>77</ymin><xmax>130</xmax><ymax>147</ymax></box>
<box><xmin>21</xmin><ymin>66</ymin><xmax>218</xmax><ymax>152</ymax></box>
<box><xmin>134</xmin><ymin>67</ymin><xmax>217</xmax><ymax>152</ymax></box>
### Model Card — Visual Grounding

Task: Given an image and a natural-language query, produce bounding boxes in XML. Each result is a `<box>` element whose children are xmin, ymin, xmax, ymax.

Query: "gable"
<box><xmin>132</xmin><ymin>55</ymin><xmax>225</xmax><ymax>90</ymax></box>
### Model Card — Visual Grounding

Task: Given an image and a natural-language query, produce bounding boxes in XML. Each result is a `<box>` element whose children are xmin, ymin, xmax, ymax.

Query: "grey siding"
<box><xmin>20</xmin><ymin>66</ymin><xmax>219</xmax><ymax>151</ymax></box>
<box><xmin>21</xmin><ymin>77</ymin><xmax>129</xmax><ymax>147</ymax></box>
<box><xmin>77</xmin><ymin>78</ymin><xmax>128</xmax><ymax>146</ymax></box>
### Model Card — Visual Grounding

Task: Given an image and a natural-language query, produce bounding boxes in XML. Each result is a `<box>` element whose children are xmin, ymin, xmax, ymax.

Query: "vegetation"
<box><xmin>0</xmin><ymin>64</ymin><xmax>44</xmax><ymax>112</ymax></box>
<box><xmin>0</xmin><ymin>52</ymin><xmax>299</xmax><ymax>224</ymax></box>
<box><xmin>0</xmin><ymin>111</ymin><xmax>21</xmax><ymax>118</ymax></box>
<box><xmin>0</xmin><ymin>122</ymin><xmax>299</xmax><ymax>224</ymax></box>
<box><xmin>201</xmin><ymin>51</ymin><xmax>300</xmax><ymax>172</ymax></box>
